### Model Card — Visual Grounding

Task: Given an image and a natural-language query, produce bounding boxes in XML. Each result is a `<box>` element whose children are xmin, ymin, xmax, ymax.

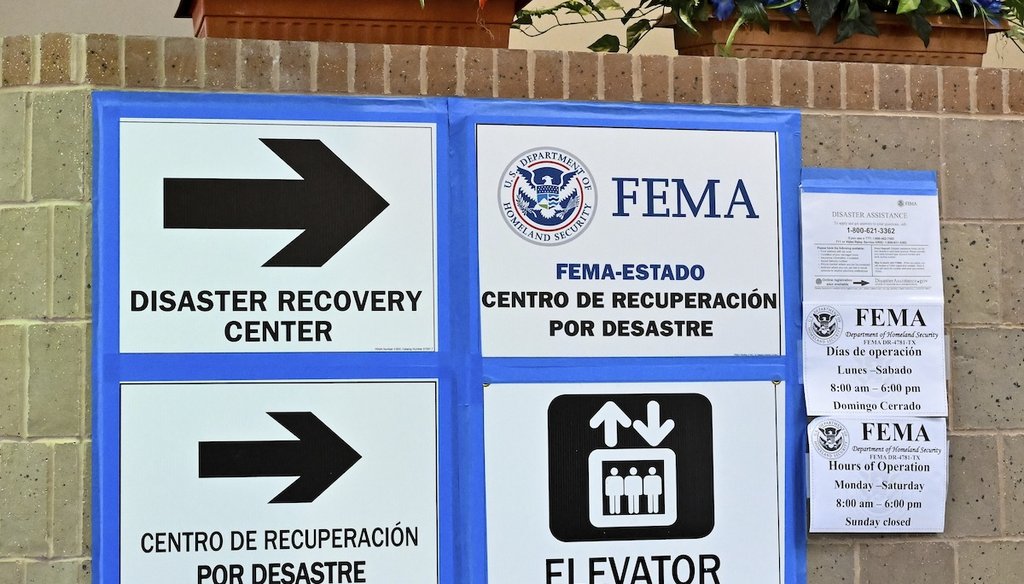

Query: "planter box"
<box><xmin>667</xmin><ymin>12</ymin><xmax>1002</xmax><ymax>65</ymax></box>
<box><xmin>175</xmin><ymin>0</ymin><xmax>528</xmax><ymax>47</ymax></box>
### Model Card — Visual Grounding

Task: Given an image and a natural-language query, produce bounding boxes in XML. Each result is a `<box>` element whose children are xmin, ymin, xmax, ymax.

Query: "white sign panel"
<box><xmin>120</xmin><ymin>381</ymin><xmax>439</xmax><ymax>584</ymax></box>
<box><xmin>801</xmin><ymin>192</ymin><xmax>942</xmax><ymax>303</ymax></box>
<box><xmin>485</xmin><ymin>382</ymin><xmax>786</xmax><ymax>584</ymax></box>
<box><xmin>809</xmin><ymin>416</ymin><xmax>947</xmax><ymax>533</ymax></box>
<box><xmin>803</xmin><ymin>303</ymin><xmax>947</xmax><ymax>416</ymax></box>
<box><xmin>119</xmin><ymin>120</ymin><xmax>438</xmax><ymax>353</ymax></box>
<box><xmin>477</xmin><ymin>126</ymin><xmax>784</xmax><ymax>357</ymax></box>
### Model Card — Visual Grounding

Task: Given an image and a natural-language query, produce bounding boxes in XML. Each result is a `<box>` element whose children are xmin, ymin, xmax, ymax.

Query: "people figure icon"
<box><xmin>644</xmin><ymin>467</ymin><xmax>663</xmax><ymax>513</ymax></box>
<box><xmin>604</xmin><ymin>467</ymin><xmax>624</xmax><ymax>514</ymax></box>
<box><xmin>624</xmin><ymin>467</ymin><xmax>643</xmax><ymax>514</ymax></box>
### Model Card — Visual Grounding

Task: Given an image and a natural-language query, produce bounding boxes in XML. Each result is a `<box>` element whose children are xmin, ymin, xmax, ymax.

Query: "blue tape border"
<box><xmin>92</xmin><ymin>91</ymin><xmax>455</xmax><ymax>584</ymax></box>
<box><xmin>94</xmin><ymin>92</ymin><xmax>807</xmax><ymax>584</ymax></box>
<box><xmin>448</xmin><ymin>98</ymin><xmax>806</xmax><ymax>584</ymax></box>
<box><xmin>802</xmin><ymin>168</ymin><xmax>938</xmax><ymax>196</ymax></box>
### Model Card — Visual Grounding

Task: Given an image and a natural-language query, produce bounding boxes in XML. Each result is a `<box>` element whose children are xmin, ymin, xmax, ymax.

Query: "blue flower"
<box><xmin>711</xmin><ymin>0</ymin><xmax>736</xmax><ymax>20</ymax></box>
<box><xmin>964</xmin><ymin>0</ymin><xmax>1003</xmax><ymax>23</ymax></box>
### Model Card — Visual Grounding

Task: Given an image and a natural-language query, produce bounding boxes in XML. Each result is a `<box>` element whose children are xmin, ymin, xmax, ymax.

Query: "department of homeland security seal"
<box><xmin>805</xmin><ymin>305</ymin><xmax>843</xmax><ymax>345</ymax></box>
<box><xmin>812</xmin><ymin>419</ymin><xmax>850</xmax><ymax>459</ymax></box>
<box><xmin>498</xmin><ymin>148</ymin><xmax>595</xmax><ymax>245</ymax></box>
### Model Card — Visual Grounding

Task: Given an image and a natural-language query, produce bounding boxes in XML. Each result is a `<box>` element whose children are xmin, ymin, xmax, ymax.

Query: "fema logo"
<box><xmin>806</xmin><ymin>305</ymin><xmax>842</xmax><ymax>345</ymax></box>
<box><xmin>812</xmin><ymin>419</ymin><xmax>850</xmax><ymax>459</ymax></box>
<box><xmin>498</xmin><ymin>148</ymin><xmax>595</xmax><ymax>245</ymax></box>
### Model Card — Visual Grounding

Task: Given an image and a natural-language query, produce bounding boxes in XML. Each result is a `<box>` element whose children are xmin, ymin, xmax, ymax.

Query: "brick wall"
<box><xmin>0</xmin><ymin>32</ymin><xmax>1021</xmax><ymax>584</ymax></box>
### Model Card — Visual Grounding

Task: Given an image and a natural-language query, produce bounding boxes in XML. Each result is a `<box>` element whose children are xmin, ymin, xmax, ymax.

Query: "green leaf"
<box><xmin>514</xmin><ymin>13</ymin><xmax>534</xmax><ymax>24</ymax></box>
<box><xmin>675</xmin><ymin>7</ymin><xmax>699</xmax><ymax>33</ymax></box>
<box><xmin>836</xmin><ymin>1</ymin><xmax>878</xmax><ymax>42</ymax></box>
<box><xmin>736</xmin><ymin>0</ymin><xmax>769</xmax><ymax>31</ymax></box>
<box><xmin>625</xmin><ymin>19</ymin><xmax>653</xmax><ymax>50</ymax></box>
<box><xmin>596</xmin><ymin>0</ymin><xmax>624</xmax><ymax>10</ymax></box>
<box><xmin>419</xmin><ymin>0</ymin><xmax>425</xmax><ymax>7</ymax></box>
<box><xmin>588</xmin><ymin>34</ymin><xmax>622</xmax><ymax>51</ymax></box>
<box><xmin>896</xmin><ymin>0</ymin><xmax>921</xmax><ymax>14</ymax></box>
<box><xmin>621</xmin><ymin>7</ymin><xmax>640</xmax><ymax>23</ymax></box>
<box><xmin>807</xmin><ymin>0</ymin><xmax>843</xmax><ymax>33</ymax></box>
<box><xmin>905</xmin><ymin>11</ymin><xmax>932</xmax><ymax>45</ymax></box>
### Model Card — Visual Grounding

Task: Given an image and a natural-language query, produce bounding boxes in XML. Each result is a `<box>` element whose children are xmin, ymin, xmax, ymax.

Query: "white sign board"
<box><xmin>119</xmin><ymin>120</ymin><xmax>438</xmax><ymax>353</ymax></box>
<box><xmin>484</xmin><ymin>382</ymin><xmax>786</xmax><ymax>584</ymax></box>
<box><xmin>120</xmin><ymin>381</ymin><xmax>439</xmax><ymax>584</ymax></box>
<box><xmin>803</xmin><ymin>303</ymin><xmax>947</xmax><ymax>416</ymax></box>
<box><xmin>801</xmin><ymin>191</ymin><xmax>943</xmax><ymax>303</ymax></box>
<box><xmin>808</xmin><ymin>416</ymin><xmax>947</xmax><ymax>533</ymax></box>
<box><xmin>476</xmin><ymin>126</ymin><xmax>785</xmax><ymax>357</ymax></box>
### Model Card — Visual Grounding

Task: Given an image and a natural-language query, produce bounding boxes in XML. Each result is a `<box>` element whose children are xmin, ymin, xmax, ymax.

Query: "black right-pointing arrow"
<box><xmin>853</xmin><ymin>280</ymin><xmax>870</xmax><ymax>286</ymax></box>
<box><xmin>198</xmin><ymin>412</ymin><xmax>360</xmax><ymax>504</ymax></box>
<box><xmin>164</xmin><ymin>139</ymin><xmax>389</xmax><ymax>268</ymax></box>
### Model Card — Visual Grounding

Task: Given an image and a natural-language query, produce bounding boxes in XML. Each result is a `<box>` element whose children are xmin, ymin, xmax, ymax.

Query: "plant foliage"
<box><xmin>512</xmin><ymin>0</ymin><xmax>1021</xmax><ymax>54</ymax></box>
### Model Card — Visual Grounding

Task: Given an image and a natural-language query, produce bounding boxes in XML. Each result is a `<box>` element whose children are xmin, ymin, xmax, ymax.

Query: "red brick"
<box><xmin>707</xmin><ymin>58</ymin><xmax>738</xmax><ymax>105</ymax></box>
<box><xmin>975</xmin><ymin>68</ymin><xmax>1003</xmax><ymax>114</ymax></box>
<box><xmin>844</xmin><ymin>63</ymin><xmax>875</xmax><ymax>110</ymax></box>
<box><xmin>811</xmin><ymin>61</ymin><xmax>841</xmax><ymax>109</ymax></box>
<box><xmin>778</xmin><ymin>60</ymin><xmax>808</xmax><ymax>107</ymax></box>
<box><xmin>744</xmin><ymin>58</ymin><xmax>773</xmax><ymax>106</ymax></box>
<box><xmin>603</xmin><ymin>53</ymin><xmax>634</xmax><ymax>102</ymax></box>
<box><xmin>877</xmin><ymin>64</ymin><xmax>907</xmax><ymax>111</ymax></box>
<box><xmin>425</xmin><ymin>46</ymin><xmax>457</xmax><ymax>96</ymax></box>
<box><xmin>316</xmin><ymin>42</ymin><xmax>350</xmax><ymax>94</ymax></box>
<box><xmin>909</xmin><ymin>65</ymin><xmax>939</xmax><ymax>112</ymax></box>
<box><xmin>639</xmin><ymin>55</ymin><xmax>669</xmax><ymax>103</ymax></box>
<box><xmin>124</xmin><ymin>37</ymin><xmax>160</xmax><ymax>88</ymax></box>
<box><xmin>567</xmin><ymin>51</ymin><xmax>598</xmax><ymax>101</ymax></box>
<box><xmin>533</xmin><ymin>51</ymin><xmax>564</xmax><ymax>100</ymax></box>
<box><xmin>941</xmin><ymin>66</ymin><xmax>971</xmax><ymax>113</ymax></box>
<box><xmin>464</xmin><ymin>47</ymin><xmax>494</xmax><ymax>98</ymax></box>
<box><xmin>497</xmin><ymin>49</ymin><xmax>528</xmax><ymax>98</ymax></box>
<box><xmin>672</xmin><ymin>56</ymin><xmax>703</xmax><ymax>104</ymax></box>
<box><xmin>84</xmin><ymin>34</ymin><xmax>121</xmax><ymax>86</ymax></box>
<box><xmin>39</xmin><ymin>33</ymin><xmax>73</xmax><ymax>85</ymax></box>
<box><xmin>164</xmin><ymin>37</ymin><xmax>199</xmax><ymax>89</ymax></box>
<box><xmin>353</xmin><ymin>44</ymin><xmax>385</xmax><ymax>95</ymax></box>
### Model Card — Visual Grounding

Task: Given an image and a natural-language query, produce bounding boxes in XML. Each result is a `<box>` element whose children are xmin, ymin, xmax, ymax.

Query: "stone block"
<box><xmin>707</xmin><ymin>57</ymin><xmax>738</xmax><ymax>105</ymax></box>
<box><xmin>124</xmin><ymin>36</ymin><xmax>161</xmax><ymax>88</ymax></box>
<box><xmin>239</xmin><ymin>39</ymin><xmax>275</xmax><ymax>91</ymax></box>
<box><xmin>945</xmin><ymin>434</ymin><xmax>1000</xmax><ymax>535</ymax></box>
<box><xmin>53</xmin><ymin>205</ymin><xmax>86</xmax><ymax>319</ymax></box>
<box><xmin>744</xmin><ymin>58</ymin><xmax>773</xmax><ymax>107</ymax></box>
<box><xmin>0</xmin><ymin>91</ymin><xmax>26</xmax><ymax>202</ymax></box>
<box><xmin>950</xmin><ymin>328</ymin><xmax>1024</xmax><ymax>431</ymax></box>
<box><xmin>1004</xmin><ymin>435</ymin><xmax>1024</xmax><ymax>534</ymax></box>
<box><xmin>82</xmin><ymin>442</ymin><xmax>91</xmax><ymax>553</ymax></box>
<box><xmin>942</xmin><ymin>118</ymin><xmax>1024</xmax><ymax>220</ymax></box>
<box><xmin>424</xmin><ymin>46</ymin><xmax>457</xmax><ymax>97</ymax></box>
<box><xmin>0</xmin><ymin>325</ymin><xmax>25</xmax><ymax>437</ymax></box>
<box><xmin>1000</xmin><ymin>224</ymin><xmax>1024</xmax><ymax>323</ymax></box>
<box><xmin>30</xmin><ymin>90</ymin><xmax>89</xmax><ymax>201</ymax></box>
<box><xmin>164</xmin><ymin>37</ymin><xmax>200</xmax><ymax>89</ymax></box>
<box><xmin>639</xmin><ymin>54</ymin><xmax>669</xmax><ymax>103</ymax></box>
<box><xmin>533</xmin><ymin>51</ymin><xmax>565</xmax><ymax>100</ymax></box>
<box><xmin>25</xmin><ymin>561</ymin><xmax>83</xmax><ymax>584</ymax></box>
<box><xmin>802</xmin><ymin>114</ymin><xmax>844</xmax><ymax>168</ymax></box>
<box><xmin>39</xmin><ymin>33</ymin><xmax>73</xmax><ymax>85</ymax></box>
<box><xmin>602</xmin><ymin>53</ymin><xmax>634</xmax><ymax>103</ymax></box>
<box><xmin>84</xmin><ymin>34</ymin><xmax>121</xmax><ymax>86</ymax></box>
<box><xmin>84</xmin><ymin>206</ymin><xmax>92</xmax><ymax>316</ymax></box>
<box><xmin>672</xmin><ymin>56</ymin><xmax>703</xmax><ymax>105</ymax></box>
<box><xmin>806</xmin><ymin>543</ymin><xmax>854</xmax><ymax>584</ymax></box>
<box><xmin>778</xmin><ymin>60</ymin><xmax>808</xmax><ymax>108</ymax></box>
<box><xmin>204</xmin><ymin>37</ymin><xmax>238</xmax><ymax>89</ymax></box>
<box><xmin>27</xmin><ymin>324</ymin><xmax>84</xmax><ymax>437</ymax></box>
<box><xmin>2</xmin><ymin>36</ymin><xmax>33</xmax><ymax>86</ymax></box>
<box><xmin>843</xmin><ymin>115</ymin><xmax>939</xmax><ymax>170</ymax></box>
<box><xmin>52</xmin><ymin>443</ymin><xmax>83</xmax><ymax>556</ymax></box>
<box><xmin>941</xmin><ymin>223</ymin><xmax>1000</xmax><ymax>324</ymax></box>
<box><xmin>860</xmin><ymin>542</ymin><xmax>953</xmax><ymax>584</ymax></box>
<box><xmin>0</xmin><ymin>207</ymin><xmax>49</xmax><ymax>319</ymax></box>
<box><xmin>0</xmin><ymin>562</ymin><xmax>23</xmax><ymax>584</ymax></box>
<box><xmin>496</xmin><ymin>49</ymin><xmax>528</xmax><ymax>99</ymax></box>
<box><xmin>0</xmin><ymin>442</ymin><xmax>51</xmax><ymax>555</ymax></box>
<box><xmin>959</xmin><ymin>541</ymin><xmax>1024</xmax><ymax>582</ymax></box>
<box><xmin>388</xmin><ymin>44</ymin><xmax>421</xmax><ymax>96</ymax></box>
